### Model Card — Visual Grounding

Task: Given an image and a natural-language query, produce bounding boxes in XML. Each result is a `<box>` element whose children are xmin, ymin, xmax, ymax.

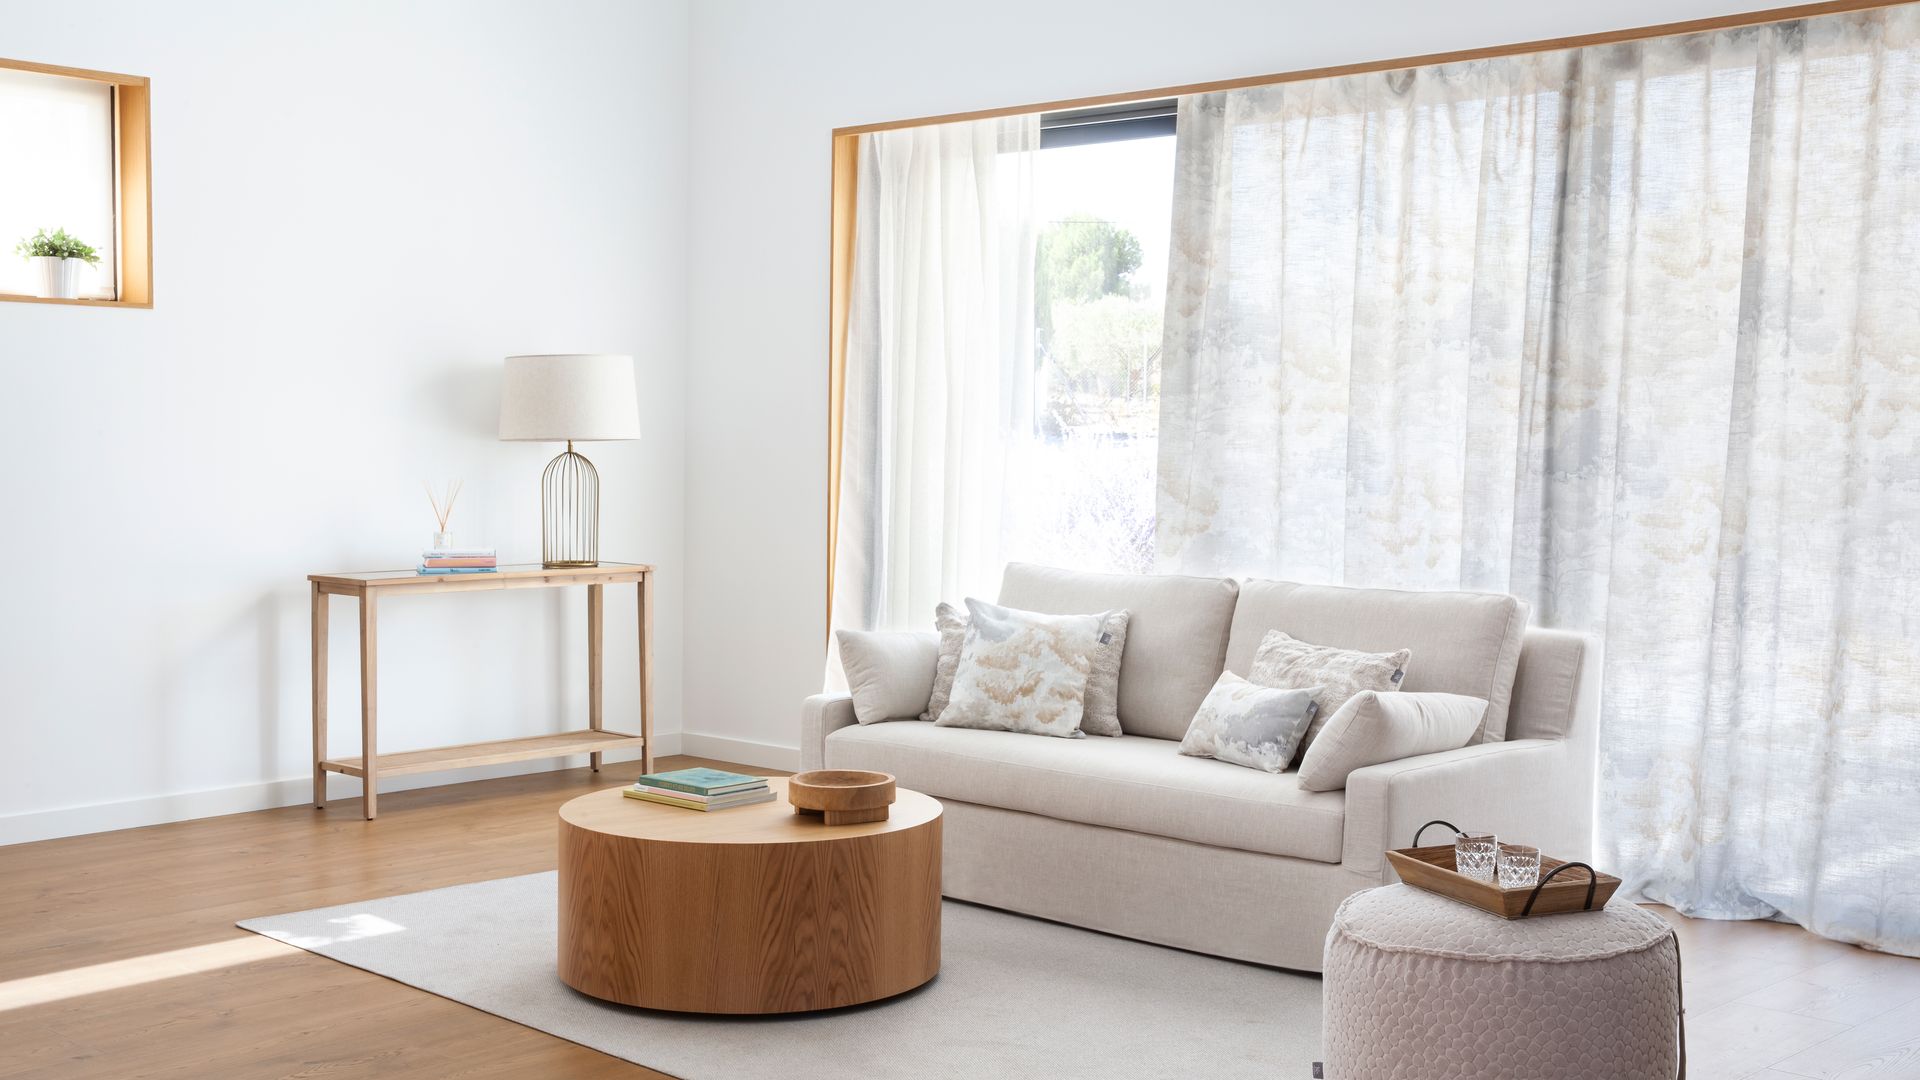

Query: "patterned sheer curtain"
<box><xmin>1156</xmin><ymin>9</ymin><xmax>1920</xmax><ymax>954</ymax></box>
<box><xmin>830</xmin><ymin>115</ymin><xmax>1040</xmax><ymax>665</ymax></box>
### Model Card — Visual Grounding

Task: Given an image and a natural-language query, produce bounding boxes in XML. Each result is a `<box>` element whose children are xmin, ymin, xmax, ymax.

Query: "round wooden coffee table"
<box><xmin>556</xmin><ymin>777</ymin><xmax>942</xmax><ymax>1013</ymax></box>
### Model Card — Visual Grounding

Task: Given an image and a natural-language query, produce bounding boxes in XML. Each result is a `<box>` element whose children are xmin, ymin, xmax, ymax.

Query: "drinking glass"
<box><xmin>1498</xmin><ymin>843</ymin><xmax>1542</xmax><ymax>890</ymax></box>
<box><xmin>1454</xmin><ymin>832</ymin><xmax>1498</xmax><ymax>883</ymax></box>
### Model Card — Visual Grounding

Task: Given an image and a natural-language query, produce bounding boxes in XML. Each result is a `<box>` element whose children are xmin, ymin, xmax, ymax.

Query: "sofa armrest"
<box><xmin>800</xmin><ymin>693</ymin><xmax>857</xmax><ymax>772</ymax></box>
<box><xmin>1341</xmin><ymin>737</ymin><xmax>1592</xmax><ymax>876</ymax></box>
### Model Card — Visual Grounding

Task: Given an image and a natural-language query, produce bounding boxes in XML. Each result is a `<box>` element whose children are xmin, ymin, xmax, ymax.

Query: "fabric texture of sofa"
<box><xmin>801</xmin><ymin>563</ymin><xmax>1599</xmax><ymax>972</ymax></box>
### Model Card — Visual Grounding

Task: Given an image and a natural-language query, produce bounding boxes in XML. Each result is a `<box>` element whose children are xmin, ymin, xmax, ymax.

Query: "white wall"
<box><xmin>0</xmin><ymin>0</ymin><xmax>690</xmax><ymax>843</ymax></box>
<box><xmin>0</xmin><ymin>0</ymin><xmax>1799</xmax><ymax>842</ymax></box>
<box><xmin>681</xmin><ymin>0</ymin><xmax>1780</xmax><ymax>756</ymax></box>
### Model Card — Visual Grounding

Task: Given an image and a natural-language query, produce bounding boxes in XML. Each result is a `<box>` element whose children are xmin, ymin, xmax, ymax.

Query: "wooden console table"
<box><xmin>310</xmin><ymin>562</ymin><xmax>653</xmax><ymax>820</ymax></box>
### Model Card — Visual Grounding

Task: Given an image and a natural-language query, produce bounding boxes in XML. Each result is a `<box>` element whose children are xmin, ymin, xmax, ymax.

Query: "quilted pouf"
<box><xmin>1322</xmin><ymin>884</ymin><xmax>1680</xmax><ymax>1080</ymax></box>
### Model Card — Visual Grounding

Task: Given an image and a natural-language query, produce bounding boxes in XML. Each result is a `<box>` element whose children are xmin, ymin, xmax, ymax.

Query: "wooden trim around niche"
<box><xmin>825</xmin><ymin>133</ymin><xmax>859</xmax><ymax>633</ymax></box>
<box><xmin>830</xmin><ymin>0</ymin><xmax>1909</xmax><ymax>136</ymax></box>
<box><xmin>0</xmin><ymin>56</ymin><xmax>152</xmax><ymax>309</ymax></box>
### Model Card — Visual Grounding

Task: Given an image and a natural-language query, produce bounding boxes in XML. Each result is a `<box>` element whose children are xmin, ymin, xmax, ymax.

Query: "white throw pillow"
<box><xmin>835</xmin><ymin>629</ymin><xmax>939</xmax><ymax>725</ymax></box>
<box><xmin>1297</xmin><ymin>691</ymin><xmax>1488</xmax><ymax>791</ymax></box>
<box><xmin>922</xmin><ymin>601</ymin><xmax>1130</xmax><ymax>736</ymax></box>
<box><xmin>936</xmin><ymin>599</ymin><xmax>1102</xmax><ymax>738</ymax></box>
<box><xmin>1178</xmin><ymin>672</ymin><xmax>1323</xmax><ymax>774</ymax></box>
<box><xmin>1249</xmin><ymin>630</ymin><xmax>1411</xmax><ymax>762</ymax></box>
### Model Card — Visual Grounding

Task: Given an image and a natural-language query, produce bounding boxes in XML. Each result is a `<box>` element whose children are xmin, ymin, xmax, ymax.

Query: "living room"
<box><xmin>2</xmin><ymin>1</ymin><xmax>1916</xmax><ymax>1077</ymax></box>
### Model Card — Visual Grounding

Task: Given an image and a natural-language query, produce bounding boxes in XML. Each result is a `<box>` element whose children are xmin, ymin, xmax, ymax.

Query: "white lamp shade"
<box><xmin>498</xmin><ymin>354</ymin><xmax>641</xmax><ymax>442</ymax></box>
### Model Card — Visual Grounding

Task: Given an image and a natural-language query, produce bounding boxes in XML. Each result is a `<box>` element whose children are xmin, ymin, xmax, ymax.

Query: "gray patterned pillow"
<box><xmin>1249</xmin><ymin>630</ymin><xmax>1411</xmax><ymax>762</ymax></box>
<box><xmin>922</xmin><ymin>602</ymin><xmax>1129</xmax><ymax>736</ymax></box>
<box><xmin>1078</xmin><ymin>609</ymin><xmax>1129</xmax><ymax>737</ymax></box>
<box><xmin>920</xmin><ymin>602</ymin><xmax>970</xmax><ymax>722</ymax></box>
<box><xmin>1178</xmin><ymin>672</ymin><xmax>1322</xmax><ymax>773</ymax></box>
<box><xmin>936</xmin><ymin>599</ymin><xmax>1102</xmax><ymax>738</ymax></box>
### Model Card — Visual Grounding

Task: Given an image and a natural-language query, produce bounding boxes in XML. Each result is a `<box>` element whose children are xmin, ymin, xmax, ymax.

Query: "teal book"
<box><xmin>633</xmin><ymin>766</ymin><xmax>767</xmax><ymax>796</ymax></box>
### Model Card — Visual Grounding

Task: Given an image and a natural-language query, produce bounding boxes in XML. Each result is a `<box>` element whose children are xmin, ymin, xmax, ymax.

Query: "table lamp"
<box><xmin>498</xmin><ymin>354</ymin><xmax>640</xmax><ymax>568</ymax></box>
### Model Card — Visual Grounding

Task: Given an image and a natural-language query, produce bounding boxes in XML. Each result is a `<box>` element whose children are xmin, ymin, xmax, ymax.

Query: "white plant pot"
<box><xmin>31</xmin><ymin>256</ymin><xmax>84</xmax><ymax>300</ymax></box>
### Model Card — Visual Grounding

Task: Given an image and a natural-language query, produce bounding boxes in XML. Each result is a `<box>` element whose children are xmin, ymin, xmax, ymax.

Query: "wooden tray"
<box><xmin>1387</xmin><ymin>844</ymin><xmax>1622</xmax><ymax>919</ymax></box>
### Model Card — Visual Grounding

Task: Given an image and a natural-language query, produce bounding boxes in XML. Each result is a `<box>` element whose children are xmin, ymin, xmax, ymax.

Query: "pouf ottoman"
<box><xmin>1322</xmin><ymin>884</ymin><xmax>1681</xmax><ymax>1079</ymax></box>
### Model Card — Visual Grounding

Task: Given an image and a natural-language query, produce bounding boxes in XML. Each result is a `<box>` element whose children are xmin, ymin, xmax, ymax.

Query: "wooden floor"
<box><xmin>2</xmin><ymin>759</ymin><xmax>1916</xmax><ymax>1080</ymax></box>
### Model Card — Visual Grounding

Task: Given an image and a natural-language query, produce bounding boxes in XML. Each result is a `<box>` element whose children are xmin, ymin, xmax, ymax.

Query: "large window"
<box><xmin>1000</xmin><ymin>106</ymin><xmax>1175</xmax><ymax>574</ymax></box>
<box><xmin>0</xmin><ymin>59</ymin><xmax>151</xmax><ymax>306</ymax></box>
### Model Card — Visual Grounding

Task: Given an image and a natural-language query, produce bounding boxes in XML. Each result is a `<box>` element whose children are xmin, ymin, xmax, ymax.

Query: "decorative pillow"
<box><xmin>1249</xmin><ymin>630</ymin><xmax>1411</xmax><ymax>762</ymax></box>
<box><xmin>1297</xmin><ymin>691</ymin><xmax>1488</xmax><ymax>791</ymax></box>
<box><xmin>834</xmin><ymin>629</ymin><xmax>939</xmax><ymax>725</ymax></box>
<box><xmin>922</xmin><ymin>602</ymin><xmax>1130</xmax><ymax>736</ymax></box>
<box><xmin>1076</xmin><ymin>609</ymin><xmax>1129</xmax><ymax>736</ymax></box>
<box><xmin>936</xmin><ymin>599</ymin><xmax>1102</xmax><ymax>738</ymax></box>
<box><xmin>920</xmin><ymin>601</ymin><xmax>970</xmax><ymax>722</ymax></box>
<box><xmin>1178</xmin><ymin>672</ymin><xmax>1323</xmax><ymax>774</ymax></box>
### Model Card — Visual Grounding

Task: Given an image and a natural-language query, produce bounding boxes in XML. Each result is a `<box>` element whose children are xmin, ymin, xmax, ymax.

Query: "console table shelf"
<box><xmin>310</xmin><ymin>562</ymin><xmax>654</xmax><ymax>819</ymax></box>
<box><xmin>320</xmin><ymin>728</ymin><xmax>646</xmax><ymax>779</ymax></box>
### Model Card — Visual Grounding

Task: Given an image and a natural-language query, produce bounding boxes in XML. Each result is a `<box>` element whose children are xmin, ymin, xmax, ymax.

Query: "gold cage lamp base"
<box><xmin>542</xmin><ymin>440</ymin><xmax>601</xmax><ymax>568</ymax></box>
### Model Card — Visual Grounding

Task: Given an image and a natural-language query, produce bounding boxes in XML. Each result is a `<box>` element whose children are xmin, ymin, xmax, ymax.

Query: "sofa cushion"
<box><xmin>1225</xmin><ymin>580</ymin><xmax>1528</xmax><ymax>743</ymax></box>
<box><xmin>824</xmin><ymin>721</ymin><xmax>1345</xmax><ymax>862</ymax></box>
<box><xmin>999</xmin><ymin>562</ymin><xmax>1239</xmax><ymax>740</ymax></box>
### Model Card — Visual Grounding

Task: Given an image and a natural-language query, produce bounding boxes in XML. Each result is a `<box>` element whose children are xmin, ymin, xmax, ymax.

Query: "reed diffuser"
<box><xmin>425</xmin><ymin>479</ymin><xmax>463</xmax><ymax>550</ymax></box>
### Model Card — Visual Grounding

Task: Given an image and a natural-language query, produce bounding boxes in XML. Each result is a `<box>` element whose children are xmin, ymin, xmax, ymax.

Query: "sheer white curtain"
<box><xmin>830</xmin><ymin>115</ymin><xmax>1039</xmax><ymax>654</ymax></box>
<box><xmin>1156</xmin><ymin>9</ymin><xmax>1920</xmax><ymax>954</ymax></box>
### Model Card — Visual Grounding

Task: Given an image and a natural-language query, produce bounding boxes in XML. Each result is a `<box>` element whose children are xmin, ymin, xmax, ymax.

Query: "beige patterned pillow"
<box><xmin>923</xmin><ymin>602</ymin><xmax>1129</xmax><ymax>736</ymax></box>
<box><xmin>1249</xmin><ymin>630</ymin><xmax>1411</xmax><ymax>762</ymax></box>
<box><xmin>936</xmin><ymin>599</ymin><xmax>1102</xmax><ymax>738</ymax></box>
<box><xmin>1178</xmin><ymin>672</ymin><xmax>1322</xmax><ymax>773</ymax></box>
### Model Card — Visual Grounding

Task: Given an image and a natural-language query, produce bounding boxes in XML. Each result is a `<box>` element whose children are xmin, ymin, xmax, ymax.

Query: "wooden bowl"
<box><xmin>788</xmin><ymin>769</ymin><xmax>897</xmax><ymax>825</ymax></box>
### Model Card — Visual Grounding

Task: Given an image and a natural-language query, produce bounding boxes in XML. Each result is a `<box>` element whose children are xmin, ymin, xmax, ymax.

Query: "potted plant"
<box><xmin>14</xmin><ymin>228</ymin><xmax>101</xmax><ymax>300</ymax></box>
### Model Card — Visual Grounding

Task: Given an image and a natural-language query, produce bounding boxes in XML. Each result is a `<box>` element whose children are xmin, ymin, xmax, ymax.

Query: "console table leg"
<box><xmin>311</xmin><ymin>583</ymin><xmax>328</xmax><ymax>808</ymax></box>
<box><xmin>359</xmin><ymin>591</ymin><xmax>379</xmax><ymax>820</ymax></box>
<box><xmin>588</xmin><ymin>583</ymin><xmax>604</xmax><ymax>772</ymax></box>
<box><xmin>639</xmin><ymin>571</ymin><xmax>654</xmax><ymax>775</ymax></box>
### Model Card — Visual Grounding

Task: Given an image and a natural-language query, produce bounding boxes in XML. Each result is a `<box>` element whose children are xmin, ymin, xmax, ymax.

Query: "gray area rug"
<box><xmin>239</xmin><ymin>872</ymin><xmax>1322</xmax><ymax>1080</ymax></box>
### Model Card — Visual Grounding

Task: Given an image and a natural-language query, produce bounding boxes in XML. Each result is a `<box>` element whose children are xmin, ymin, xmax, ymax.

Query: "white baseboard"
<box><xmin>0</xmin><ymin>733</ymin><xmax>685</xmax><ymax>848</ymax></box>
<box><xmin>676</xmin><ymin>731</ymin><xmax>800</xmax><ymax>772</ymax></box>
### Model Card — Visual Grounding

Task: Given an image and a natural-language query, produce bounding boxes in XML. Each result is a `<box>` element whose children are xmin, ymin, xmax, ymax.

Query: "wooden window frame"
<box><xmin>0</xmin><ymin>57</ymin><xmax>152</xmax><ymax>309</ymax></box>
<box><xmin>822</xmin><ymin>0</ymin><xmax>1910</xmax><ymax>625</ymax></box>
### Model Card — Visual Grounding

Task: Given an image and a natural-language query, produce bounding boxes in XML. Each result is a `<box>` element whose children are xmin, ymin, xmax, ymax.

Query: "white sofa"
<box><xmin>800</xmin><ymin>563</ymin><xmax>1598</xmax><ymax>973</ymax></box>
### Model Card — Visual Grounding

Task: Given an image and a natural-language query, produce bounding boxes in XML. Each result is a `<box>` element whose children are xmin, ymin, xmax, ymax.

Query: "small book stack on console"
<box><xmin>419</xmin><ymin>548</ymin><xmax>498</xmax><ymax>575</ymax></box>
<box><xmin>625</xmin><ymin>767</ymin><xmax>773</xmax><ymax>811</ymax></box>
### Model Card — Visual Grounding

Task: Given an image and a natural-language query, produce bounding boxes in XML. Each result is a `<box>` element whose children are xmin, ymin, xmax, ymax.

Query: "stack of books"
<box><xmin>419</xmin><ymin>548</ymin><xmax>498</xmax><ymax>575</ymax></box>
<box><xmin>625</xmin><ymin>767</ymin><xmax>774</xmax><ymax>811</ymax></box>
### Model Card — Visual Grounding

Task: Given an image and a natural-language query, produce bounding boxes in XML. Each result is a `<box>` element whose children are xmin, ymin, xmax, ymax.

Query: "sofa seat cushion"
<box><xmin>998</xmin><ymin>562</ymin><xmax>1239</xmax><ymax>740</ymax></box>
<box><xmin>1226</xmin><ymin>580</ymin><xmax>1528</xmax><ymax>743</ymax></box>
<box><xmin>823</xmin><ymin>722</ymin><xmax>1345</xmax><ymax>862</ymax></box>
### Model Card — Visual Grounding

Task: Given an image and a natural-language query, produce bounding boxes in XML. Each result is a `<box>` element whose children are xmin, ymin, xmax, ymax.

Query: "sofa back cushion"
<box><xmin>1225</xmin><ymin>580</ymin><xmax>1529</xmax><ymax>743</ymax></box>
<box><xmin>999</xmin><ymin>563</ymin><xmax>1239</xmax><ymax>740</ymax></box>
